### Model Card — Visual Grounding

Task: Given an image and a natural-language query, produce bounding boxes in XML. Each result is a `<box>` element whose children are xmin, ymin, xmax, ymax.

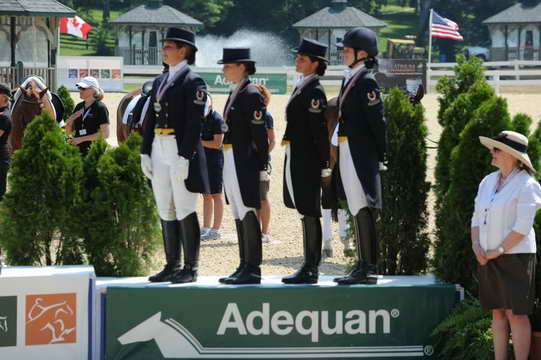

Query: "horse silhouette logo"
<box><xmin>25</xmin><ymin>293</ymin><xmax>76</xmax><ymax>346</ymax></box>
<box><xmin>117</xmin><ymin>312</ymin><xmax>424</xmax><ymax>359</ymax></box>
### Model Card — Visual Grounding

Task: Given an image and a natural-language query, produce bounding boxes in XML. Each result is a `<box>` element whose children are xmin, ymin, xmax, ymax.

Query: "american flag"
<box><xmin>431</xmin><ymin>11</ymin><xmax>464</xmax><ymax>41</ymax></box>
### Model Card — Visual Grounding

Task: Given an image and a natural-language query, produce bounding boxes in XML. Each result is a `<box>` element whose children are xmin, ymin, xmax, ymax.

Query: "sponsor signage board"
<box><xmin>0</xmin><ymin>266</ymin><xmax>95</xmax><ymax>360</ymax></box>
<box><xmin>198</xmin><ymin>72</ymin><xmax>287</xmax><ymax>94</ymax></box>
<box><xmin>57</xmin><ymin>56</ymin><xmax>124</xmax><ymax>92</ymax></box>
<box><xmin>376</xmin><ymin>59</ymin><xmax>426</xmax><ymax>94</ymax></box>
<box><xmin>106</xmin><ymin>276</ymin><xmax>456</xmax><ymax>359</ymax></box>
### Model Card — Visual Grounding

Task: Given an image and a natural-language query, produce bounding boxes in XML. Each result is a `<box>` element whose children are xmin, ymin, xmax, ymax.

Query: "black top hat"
<box><xmin>293</xmin><ymin>38</ymin><xmax>328</xmax><ymax>62</ymax></box>
<box><xmin>163</xmin><ymin>27</ymin><xmax>197</xmax><ymax>51</ymax></box>
<box><xmin>217</xmin><ymin>48</ymin><xmax>255</xmax><ymax>64</ymax></box>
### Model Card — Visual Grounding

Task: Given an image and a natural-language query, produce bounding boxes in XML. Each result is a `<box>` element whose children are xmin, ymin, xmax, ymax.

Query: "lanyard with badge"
<box><xmin>483</xmin><ymin>168</ymin><xmax>519</xmax><ymax>225</ymax></box>
<box><xmin>79</xmin><ymin>105</ymin><xmax>93</xmax><ymax>136</ymax></box>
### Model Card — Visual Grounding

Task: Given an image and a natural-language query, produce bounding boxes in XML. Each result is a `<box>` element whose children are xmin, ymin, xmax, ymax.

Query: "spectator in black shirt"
<box><xmin>65</xmin><ymin>76</ymin><xmax>110</xmax><ymax>154</ymax></box>
<box><xmin>201</xmin><ymin>97</ymin><xmax>225</xmax><ymax>241</ymax></box>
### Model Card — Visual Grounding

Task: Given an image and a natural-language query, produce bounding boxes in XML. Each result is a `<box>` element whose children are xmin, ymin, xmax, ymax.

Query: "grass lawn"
<box><xmin>378</xmin><ymin>7</ymin><xmax>419</xmax><ymax>56</ymax></box>
<box><xmin>59</xmin><ymin>8</ymin><xmax>119</xmax><ymax>57</ymax></box>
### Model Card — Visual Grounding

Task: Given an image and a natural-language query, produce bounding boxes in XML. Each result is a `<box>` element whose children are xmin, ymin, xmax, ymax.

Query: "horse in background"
<box><xmin>9</xmin><ymin>76</ymin><xmax>63</xmax><ymax>153</ymax></box>
<box><xmin>116</xmin><ymin>81</ymin><xmax>153</xmax><ymax>143</ymax></box>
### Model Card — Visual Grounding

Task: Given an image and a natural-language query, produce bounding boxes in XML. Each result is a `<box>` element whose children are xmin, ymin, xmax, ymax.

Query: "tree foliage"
<box><xmin>434</xmin><ymin>95</ymin><xmax>511</xmax><ymax>293</ymax></box>
<box><xmin>0</xmin><ymin>117</ymin><xmax>160</xmax><ymax>276</ymax></box>
<box><xmin>56</xmin><ymin>85</ymin><xmax>75</xmax><ymax>121</ymax></box>
<box><xmin>433</xmin><ymin>56</ymin><xmax>488</xmax><ymax>213</ymax></box>
<box><xmin>74</xmin><ymin>135</ymin><xmax>160</xmax><ymax>276</ymax></box>
<box><xmin>379</xmin><ymin>89</ymin><xmax>430</xmax><ymax>274</ymax></box>
<box><xmin>0</xmin><ymin>112</ymin><xmax>84</xmax><ymax>265</ymax></box>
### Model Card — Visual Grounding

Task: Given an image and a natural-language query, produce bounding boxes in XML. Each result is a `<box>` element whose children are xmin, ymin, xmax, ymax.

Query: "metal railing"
<box><xmin>116</xmin><ymin>47</ymin><xmax>162</xmax><ymax>66</ymax></box>
<box><xmin>427</xmin><ymin>59</ymin><xmax>541</xmax><ymax>93</ymax></box>
<box><xmin>0</xmin><ymin>66</ymin><xmax>56</xmax><ymax>89</ymax></box>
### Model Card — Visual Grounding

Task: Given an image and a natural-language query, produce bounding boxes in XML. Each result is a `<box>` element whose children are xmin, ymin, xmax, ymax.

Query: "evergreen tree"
<box><xmin>56</xmin><ymin>85</ymin><xmax>75</xmax><ymax>121</ymax></box>
<box><xmin>436</xmin><ymin>55</ymin><xmax>485</xmax><ymax>128</ymax></box>
<box><xmin>77</xmin><ymin>134</ymin><xmax>159</xmax><ymax>276</ymax></box>
<box><xmin>434</xmin><ymin>96</ymin><xmax>511</xmax><ymax>293</ymax></box>
<box><xmin>379</xmin><ymin>89</ymin><xmax>430</xmax><ymax>274</ymax></box>
<box><xmin>434</xmin><ymin>80</ymin><xmax>495</xmax><ymax>202</ymax></box>
<box><xmin>511</xmin><ymin>113</ymin><xmax>533</xmax><ymax>137</ymax></box>
<box><xmin>0</xmin><ymin>112</ymin><xmax>84</xmax><ymax>265</ymax></box>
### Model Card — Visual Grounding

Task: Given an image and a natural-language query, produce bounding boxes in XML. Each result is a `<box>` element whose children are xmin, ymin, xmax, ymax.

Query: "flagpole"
<box><xmin>427</xmin><ymin>9</ymin><xmax>434</xmax><ymax>94</ymax></box>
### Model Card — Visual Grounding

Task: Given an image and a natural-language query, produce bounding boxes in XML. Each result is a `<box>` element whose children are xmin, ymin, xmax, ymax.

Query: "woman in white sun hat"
<box><xmin>65</xmin><ymin>76</ymin><xmax>109</xmax><ymax>155</ymax></box>
<box><xmin>473</xmin><ymin>130</ymin><xmax>541</xmax><ymax>360</ymax></box>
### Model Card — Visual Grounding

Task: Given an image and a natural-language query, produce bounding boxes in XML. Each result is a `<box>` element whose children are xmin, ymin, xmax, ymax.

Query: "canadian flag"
<box><xmin>59</xmin><ymin>16</ymin><xmax>93</xmax><ymax>39</ymax></box>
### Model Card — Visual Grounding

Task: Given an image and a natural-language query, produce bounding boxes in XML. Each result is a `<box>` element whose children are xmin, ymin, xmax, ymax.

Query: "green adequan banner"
<box><xmin>106</xmin><ymin>277</ymin><xmax>457</xmax><ymax>359</ymax></box>
<box><xmin>198</xmin><ymin>72</ymin><xmax>287</xmax><ymax>94</ymax></box>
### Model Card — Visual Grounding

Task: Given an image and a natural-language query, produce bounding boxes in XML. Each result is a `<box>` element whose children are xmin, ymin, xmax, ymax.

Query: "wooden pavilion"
<box><xmin>292</xmin><ymin>0</ymin><xmax>386</xmax><ymax>64</ymax></box>
<box><xmin>110</xmin><ymin>0</ymin><xmax>203</xmax><ymax>66</ymax></box>
<box><xmin>0</xmin><ymin>0</ymin><xmax>75</xmax><ymax>89</ymax></box>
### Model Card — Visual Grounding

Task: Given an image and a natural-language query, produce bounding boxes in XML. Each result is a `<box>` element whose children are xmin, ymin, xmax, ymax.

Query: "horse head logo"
<box><xmin>118</xmin><ymin>312</ymin><xmax>200</xmax><ymax>358</ymax></box>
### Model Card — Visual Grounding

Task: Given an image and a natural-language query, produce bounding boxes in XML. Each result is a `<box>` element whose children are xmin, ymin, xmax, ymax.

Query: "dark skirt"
<box><xmin>479</xmin><ymin>253</ymin><xmax>536</xmax><ymax>315</ymax></box>
<box><xmin>204</xmin><ymin>147</ymin><xmax>224</xmax><ymax>194</ymax></box>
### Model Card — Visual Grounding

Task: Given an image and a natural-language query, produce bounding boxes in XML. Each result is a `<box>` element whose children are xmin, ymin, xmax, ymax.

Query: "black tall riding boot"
<box><xmin>171</xmin><ymin>212</ymin><xmax>200</xmax><ymax>284</ymax></box>
<box><xmin>334</xmin><ymin>207</ymin><xmax>379</xmax><ymax>285</ymax></box>
<box><xmin>149</xmin><ymin>220</ymin><xmax>182</xmax><ymax>282</ymax></box>
<box><xmin>282</xmin><ymin>216</ymin><xmax>322</xmax><ymax>284</ymax></box>
<box><xmin>226</xmin><ymin>211</ymin><xmax>262</xmax><ymax>284</ymax></box>
<box><xmin>219</xmin><ymin>219</ymin><xmax>245</xmax><ymax>283</ymax></box>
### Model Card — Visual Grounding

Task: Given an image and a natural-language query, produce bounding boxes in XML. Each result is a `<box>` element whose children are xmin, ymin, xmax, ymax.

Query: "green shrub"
<box><xmin>379</xmin><ymin>89</ymin><xmax>430</xmax><ymax>274</ymax></box>
<box><xmin>0</xmin><ymin>112</ymin><xmax>84</xmax><ymax>265</ymax></box>
<box><xmin>434</xmin><ymin>81</ymin><xmax>495</xmax><ymax>202</ymax></box>
<box><xmin>434</xmin><ymin>96</ymin><xmax>511</xmax><ymax>293</ymax></box>
<box><xmin>76</xmin><ymin>134</ymin><xmax>159</xmax><ymax>276</ymax></box>
<box><xmin>435</xmin><ymin>55</ymin><xmax>485</xmax><ymax>128</ymax></box>
<box><xmin>56</xmin><ymin>85</ymin><xmax>75</xmax><ymax>121</ymax></box>
<box><xmin>511</xmin><ymin>113</ymin><xmax>533</xmax><ymax>137</ymax></box>
<box><xmin>431</xmin><ymin>297</ymin><xmax>493</xmax><ymax>360</ymax></box>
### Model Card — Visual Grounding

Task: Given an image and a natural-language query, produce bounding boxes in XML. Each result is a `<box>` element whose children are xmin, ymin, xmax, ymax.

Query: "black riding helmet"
<box><xmin>336</xmin><ymin>27</ymin><xmax>379</xmax><ymax>68</ymax></box>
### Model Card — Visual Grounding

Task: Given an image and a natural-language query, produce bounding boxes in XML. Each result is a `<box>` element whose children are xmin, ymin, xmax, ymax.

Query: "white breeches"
<box><xmin>284</xmin><ymin>144</ymin><xmax>296</xmax><ymax>208</ymax></box>
<box><xmin>339</xmin><ymin>139</ymin><xmax>368</xmax><ymax>216</ymax></box>
<box><xmin>151</xmin><ymin>136</ymin><xmax>198</xmax><ymax>221</ymax></box>
<box><xmin>223</xmin><ymin>148</ymin><xmax>256</xmax><ymax>220</ymax></box>
<box><xmin>322</xmin><ymin>208</ymin><xmax>349</xmax><ymax>242</ymax></box>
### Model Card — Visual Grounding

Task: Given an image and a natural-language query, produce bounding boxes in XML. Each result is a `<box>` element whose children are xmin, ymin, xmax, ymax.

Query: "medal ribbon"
<box><xmin>155</xmin><ymin>66</ymin><xmax>189</xmax><ymax>105</ymax></box>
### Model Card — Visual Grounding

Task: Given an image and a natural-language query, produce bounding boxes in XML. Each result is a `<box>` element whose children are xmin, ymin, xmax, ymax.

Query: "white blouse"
<box><xmin>471</xmin><ymin>169</ymin><xmax>541</xmax><ymax>253</ymax></box>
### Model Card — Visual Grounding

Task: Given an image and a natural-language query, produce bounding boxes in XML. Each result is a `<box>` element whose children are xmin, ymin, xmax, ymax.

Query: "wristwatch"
<box><xmin>497</xmin><ymin>246</ymin><xmax>505</xmax><ymax>255</ymax></box>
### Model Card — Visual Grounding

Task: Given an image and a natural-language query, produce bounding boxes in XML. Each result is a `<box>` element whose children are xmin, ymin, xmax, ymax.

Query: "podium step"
<box><xmin>103</xmin><ymin>275</ymin><xmax>458</xmax><ymax>359</ymax></box>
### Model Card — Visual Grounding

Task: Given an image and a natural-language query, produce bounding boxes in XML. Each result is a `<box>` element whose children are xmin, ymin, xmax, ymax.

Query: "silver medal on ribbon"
<box><xmin>153</xmin><ymin>102</ymin><xmax>162</xmax><ymax>113</ymax></box>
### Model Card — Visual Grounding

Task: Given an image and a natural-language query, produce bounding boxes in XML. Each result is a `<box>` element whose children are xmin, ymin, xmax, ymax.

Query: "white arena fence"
<box><xmin>427</xmin><ymin>60</ymin><xmax>541</xmax><ymax>93</ymax></box>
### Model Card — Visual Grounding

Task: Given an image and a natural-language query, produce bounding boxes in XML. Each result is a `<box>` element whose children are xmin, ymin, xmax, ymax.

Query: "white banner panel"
<box><xmin>57</xmin><ymin>56</ymin><xmax>124</xmax><ymax>92</ymax></box>
<box><xmin>0</xmin><ymin>266</ymin><xmax>96</xmax><ymax>360</ymax></box>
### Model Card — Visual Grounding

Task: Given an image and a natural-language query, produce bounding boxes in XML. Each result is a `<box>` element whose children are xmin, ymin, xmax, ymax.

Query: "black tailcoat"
<box><xmin>223</xmin><ymin>80</ymin><xmax>269</xmax><ymax>209</ymax></box>
<box><xmin>337</xmin><ymin>67</ymin><xmax>386</xmax><ymax>209</ymax></box>
<box><xmin>283</xmin><ymin>77</ymin><xmax>329</xmax><ymax>217</ymax></box>
<box><xmin>141</xmin><ymin>67</ymin><xmax>210</xmax><ymax>194</ymax></box>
